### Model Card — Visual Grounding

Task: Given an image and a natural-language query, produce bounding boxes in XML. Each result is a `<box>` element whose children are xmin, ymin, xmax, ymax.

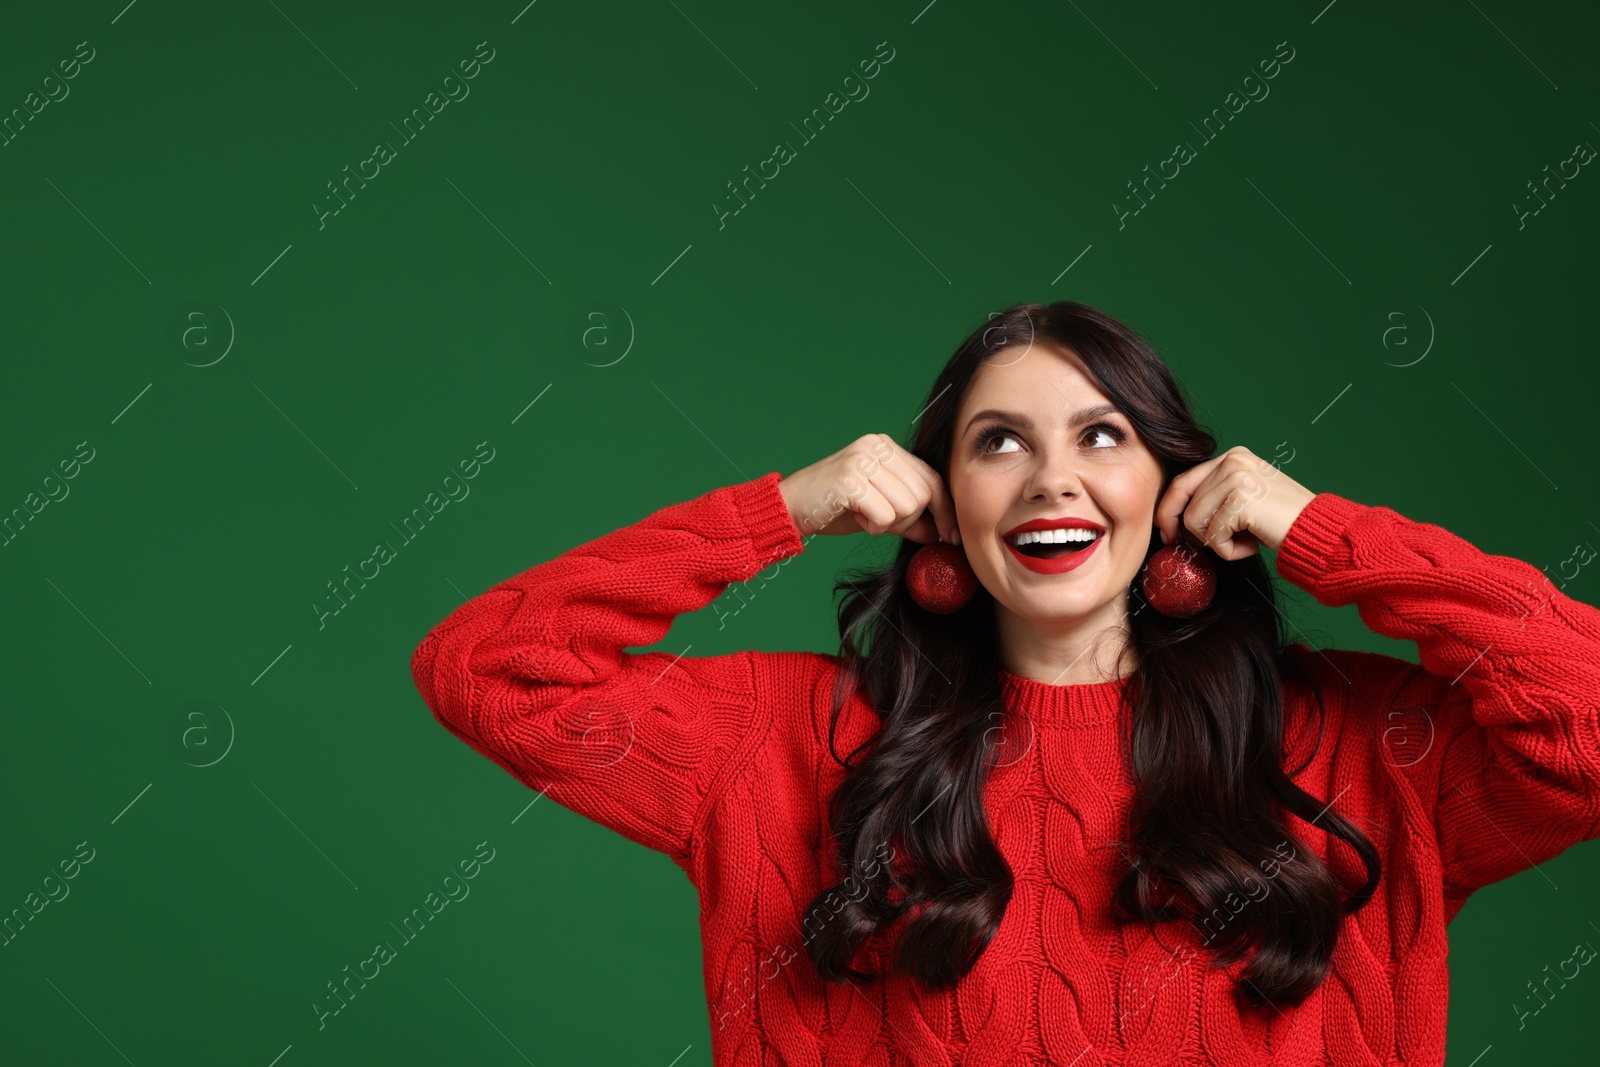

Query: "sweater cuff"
<box><xmin>1273</xmin><ymin>491</ymin><xmax>1373</xmax><ymax>605</ymax></box>
<box><xmin>727</xmin><ymin>470</ymin><xmax>807</xmax><ymax>566</ymax></box>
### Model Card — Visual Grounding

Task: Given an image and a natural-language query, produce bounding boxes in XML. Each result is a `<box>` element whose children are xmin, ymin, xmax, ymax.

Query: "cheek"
<box><xmin>951</xmin><ymin>466</ymin><xmax>1009</xmax><ymax>525</ymax></box>
<box><xmin>1106</xmin><ymin>471</ymin><xmax>1159</xmax><ymax>526</ymax></box>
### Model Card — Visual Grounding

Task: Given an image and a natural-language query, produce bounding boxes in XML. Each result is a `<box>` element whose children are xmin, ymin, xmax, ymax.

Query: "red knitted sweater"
<box><xmin>409</xmin><ymin>470</ymin><xmax>1600</xmax><ymax>1066</ymax></box>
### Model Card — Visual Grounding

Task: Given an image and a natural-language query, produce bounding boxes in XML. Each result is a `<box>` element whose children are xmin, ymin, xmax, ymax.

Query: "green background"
<box><xmin>2</xmin><ymin>0</ymin><xmax>1597</xmax><ymax>1062</ymax></box>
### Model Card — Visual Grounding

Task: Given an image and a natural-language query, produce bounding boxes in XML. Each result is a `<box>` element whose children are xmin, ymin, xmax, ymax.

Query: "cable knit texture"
<box><xmin>409</xmin><ymin>471</ymin><xmax>1600</xmax><ymax>1066</ymax></box>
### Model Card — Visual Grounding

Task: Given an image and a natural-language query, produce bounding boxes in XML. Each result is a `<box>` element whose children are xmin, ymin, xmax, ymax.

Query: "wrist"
<box><xmin>1262</xmin><ymin>486</ymin><xmax>1319</xmax><ymax>553</ymax></box>
<box><xmin>731</xmin><ymin>472</ymin><xmax>809</xmax><ymax>560</ymax></box>
<box><xmin>776</xmin><ymin>475</ymin><xmax>801</xmax><ymax>527</ymax></box>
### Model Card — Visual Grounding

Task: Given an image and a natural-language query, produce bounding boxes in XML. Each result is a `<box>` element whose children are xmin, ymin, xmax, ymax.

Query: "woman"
<box><xmin>410</xmin><ymin>300</ymin><xmax>1600</xmax><ymax>1065</ymax></box>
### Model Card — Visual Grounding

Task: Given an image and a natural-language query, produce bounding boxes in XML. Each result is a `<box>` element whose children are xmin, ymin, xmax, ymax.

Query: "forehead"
<box><xmin>956</xmin><ymin>343</ymin><xmax>1109</xmax><ymax>417</ymax></box>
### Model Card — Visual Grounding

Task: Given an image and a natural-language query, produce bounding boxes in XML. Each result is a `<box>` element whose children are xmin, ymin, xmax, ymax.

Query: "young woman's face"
<box><xmin>947</xmin><ymin>344</ymin><xmax>1165</xmax><ymax>630</ymax></box>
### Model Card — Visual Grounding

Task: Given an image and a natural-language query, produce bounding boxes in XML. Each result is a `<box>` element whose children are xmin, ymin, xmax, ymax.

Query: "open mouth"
<box><xmin>1005</xmin><ymin>528</ymin><xmax>1104</xmax><ymax>559</ymax></box>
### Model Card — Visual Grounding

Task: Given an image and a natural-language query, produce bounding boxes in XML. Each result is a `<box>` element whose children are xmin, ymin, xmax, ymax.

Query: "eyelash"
<box><xmin>974</xmin><ymin>421</ymin><xmax>1127</xmax><ymax>455</ymax></box>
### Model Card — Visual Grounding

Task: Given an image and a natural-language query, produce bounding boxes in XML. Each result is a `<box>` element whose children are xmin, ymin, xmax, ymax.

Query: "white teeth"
<box><xmin>1008</xmin><ymin>527</ymin><xmax>1102</xmax><ymax>546</ymax></box>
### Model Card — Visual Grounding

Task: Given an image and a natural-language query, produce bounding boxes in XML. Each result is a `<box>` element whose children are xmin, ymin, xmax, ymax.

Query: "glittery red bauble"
<box><xmin>906</xmin><ymin>542</ymin><xmax>977</xmax><ymax>614</ymax></box>
<box><xmin>1141</xmin><ymin>543</ymin><xmax>1217</xmax><ymax>617</ymax></box>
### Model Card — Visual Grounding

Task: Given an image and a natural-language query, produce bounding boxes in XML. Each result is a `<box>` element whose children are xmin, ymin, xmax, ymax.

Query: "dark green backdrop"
<box><xmin>3</xmin><ymin>0</ymin><xmax>1596</xmax><ymax>1062</ymax></box>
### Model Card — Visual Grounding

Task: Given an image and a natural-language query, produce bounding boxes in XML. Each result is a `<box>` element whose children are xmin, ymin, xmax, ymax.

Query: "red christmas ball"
<box><xmin>906</xmin><ymin>542</ymin><xmax>977</xmax><ymax>614</ymax></box>
<box><xmin>1141</xmin><ymin>543</ymin><xmax>1217</xmax><ymax>617</ymax></box>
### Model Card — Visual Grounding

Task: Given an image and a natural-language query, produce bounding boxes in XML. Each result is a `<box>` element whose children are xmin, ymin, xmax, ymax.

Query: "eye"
<box><xmin>1083</xmin><ymin>421</ymin><xmax>1127</xmax><ymax>449</ymax></box>
<box><xmin>977</xmin><ymin>427</ymin><xmax>1022</xmax><ymax>455</ymax></box>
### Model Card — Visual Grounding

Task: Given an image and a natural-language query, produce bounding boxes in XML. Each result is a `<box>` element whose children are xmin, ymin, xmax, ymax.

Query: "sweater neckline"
<box><xmin>997</xmin><ymin>666</ymin><xmax>1134</xmax><ymax>726</ymax></box>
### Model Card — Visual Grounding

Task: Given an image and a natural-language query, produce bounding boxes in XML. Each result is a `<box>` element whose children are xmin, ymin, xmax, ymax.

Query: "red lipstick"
<box><xmin>1001</xmin><ymin>517</ymin><xmax>1106</xmax><ymax>576</ymax></box>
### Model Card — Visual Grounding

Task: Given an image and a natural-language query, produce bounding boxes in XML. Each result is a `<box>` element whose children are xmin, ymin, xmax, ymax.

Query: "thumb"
<box><xmin>895</xmin><ymin>511</ymin><xmax>940</xmax><ymax>545</ymax></box>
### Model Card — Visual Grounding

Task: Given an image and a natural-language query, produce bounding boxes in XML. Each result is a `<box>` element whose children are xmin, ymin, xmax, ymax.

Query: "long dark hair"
<box><xmin>800</xmin><ymin>300</ymin><xmax>1380</xmax><ymax>1012</ymax></box>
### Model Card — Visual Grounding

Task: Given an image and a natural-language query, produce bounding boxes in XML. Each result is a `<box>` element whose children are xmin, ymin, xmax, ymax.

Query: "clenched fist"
<box><xmin>778</xmin><ymin>434</ymin><xmax>959</xmax><ymax>545</ymax></box>
<box><xmin>1155</xmin><ymin>445</ymin><xmax>1318</xmax><ymax>559</ymax></box>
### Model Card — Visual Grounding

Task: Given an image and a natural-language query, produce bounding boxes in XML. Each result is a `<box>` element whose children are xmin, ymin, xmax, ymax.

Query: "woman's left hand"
<box><xmin>1154</xmin><ymin>446</ymin><xmax>1319</xmax><ymax>560</ymax></box>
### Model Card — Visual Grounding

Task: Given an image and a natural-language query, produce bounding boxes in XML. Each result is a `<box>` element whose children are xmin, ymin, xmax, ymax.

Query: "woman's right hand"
<box><xmin>777</xmin><ymin>433</ymin><xmax>959</xmax><ymax>545</ymax></box>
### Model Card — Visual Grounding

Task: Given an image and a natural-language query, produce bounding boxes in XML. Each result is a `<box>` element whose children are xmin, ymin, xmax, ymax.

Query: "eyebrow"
<box><xmin>962</xmin><ymin>403</ymin><xmax>1123</xmax><ymax>436</ymax></box>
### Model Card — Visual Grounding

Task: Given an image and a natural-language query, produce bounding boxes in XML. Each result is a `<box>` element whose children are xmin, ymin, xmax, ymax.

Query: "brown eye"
<box><xmin>980</xmin><ymin>430</ymin><xmax>1021</xmax><ymax>454</ymax></box>
<box><xmin>1082</xmin><ymin>422</ymin><xmax>1127</xmax><ymax>449</ymax></box>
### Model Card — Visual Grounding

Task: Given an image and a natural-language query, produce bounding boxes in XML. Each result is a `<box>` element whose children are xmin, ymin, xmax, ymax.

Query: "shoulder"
<box><xmin>745</xmin><ymin>648</ymin><xmax>867</xmax><ymax>725</ymax></box>
<box><xmin>744</xmin><ymin>650</ymin><xmax>881</xmax><ymax>770</ymax></box>
<box><xmin>745</xmin><ymin>648</ymin><xmax>840</xmax><ymax>691</ymax></box>
<box><xmin>1280</xmin><ymin>641</ymin><xmax>1437</xmax><ymax>706</ymax></box>
<box><xmin>1279</xmin><ymin>641</ymin><xmax>1436</xmax><ymax>734</ymax></box>
<box><xmin>1279</xmin><ymin>641</ymin><xmax>1458</xmax><ymax>773</ymax></box>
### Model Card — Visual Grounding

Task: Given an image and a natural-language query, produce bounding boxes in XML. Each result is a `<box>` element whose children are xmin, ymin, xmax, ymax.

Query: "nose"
<box><xmin>1021</xmin><ymin>448</ymin><xmax>1084</xmax><ymax>503</ymax></box>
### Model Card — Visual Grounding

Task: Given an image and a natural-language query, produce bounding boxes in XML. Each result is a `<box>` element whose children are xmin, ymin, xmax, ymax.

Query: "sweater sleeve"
<box><xmin>1274</xmin><ymin>491</ymin><xmax>1600</xmax><ymax>894</ymax></box>
<box><xmin>409</xmin><ymin>470</ymin><xmax>807</xmax><ymax>866</ymax></box>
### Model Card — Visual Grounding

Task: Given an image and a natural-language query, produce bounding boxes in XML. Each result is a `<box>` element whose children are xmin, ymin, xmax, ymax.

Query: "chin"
<box><xmin>1007</xmin><ymin>588</ymin><xmax>1108</xmax><ymax>620</ymax></box>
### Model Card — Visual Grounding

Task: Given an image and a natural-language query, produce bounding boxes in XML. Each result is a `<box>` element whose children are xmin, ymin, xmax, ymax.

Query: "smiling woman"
<box><xmin>409</xmin><ymin>299</ymin><xmax>1600</xmax><ymax>1067</ymax></box>
<box><xmin>938</xmin><ymin>335</ymin><xmax>1256</xmax><ymax>668</ymax></box>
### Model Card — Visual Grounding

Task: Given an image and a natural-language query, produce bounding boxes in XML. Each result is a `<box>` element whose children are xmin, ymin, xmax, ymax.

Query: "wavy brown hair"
<box><xmin>799</xmin><ymin>299</ymin><xmax>1380</xmax><ymax>1011</ymax></box>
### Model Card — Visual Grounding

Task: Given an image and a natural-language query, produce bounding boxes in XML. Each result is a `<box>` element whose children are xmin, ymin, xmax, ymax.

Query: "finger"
<box><xmin>897</xmin><ymin>511</ymin><xmax>940</xmax><ymax>545</ymax></box>
<box><xmin>870</xmin><ymin>438</ymin><xmax>953</xmax><ymax>547</ymax></box>
<box><xmin>865</xmin><ymin>464</ymin><xmax>923</xmax><ymax>532</ymax></box>
<box><xmin>1181</xmin><ymin>475</ymin><xmax>1228</xmax><ymax>540</ymax></box>
<box><xmin>1194</xmin><ymin>509</ymin><xmax>1262</xmax><ymax>562</ymax></box>
<box><xmin>1154</xmin><ymin>466</ymin><xmax>1201</xmax><ymax>545</ymax></box>
<box><xmin>1155</xmin><ymin>456</ymin><xmax>1223</xmax><ymax>545</ymax></box>
<box><xmin>1225</xmin><ymin>531</ymin><xmax>1263</xmax><ymax>561</ymax></box>
<box><xmin>845</xmin><ymin>481</ymin><xmax>897</xmax><ymax>536</ymax></box>
<box><xmin>1186</xmin><ymin>482</ymin><xmax>1250</xmax><ymax>559</ymax></box>
<box><xmin>1180</xmin><ymin>453</ymin><xmax>1274</xmax><ymax>548</ymax></box>
<box><xmin>890</xmin><ymin>446</ymin><xmax>958</xmax><ymax>544</ymax></box>
<box><xmin>1179</xmin><ymin>453</ymin><xmax>1264</xmax><ymax>545</ymax></box>
<box><xmin>1202</xmin><ymin>499</ymin><xmax>1246</xmax><ymax>558</ymax></box>
<box><xmin>1182</xmin><ymin>477</ymin><xmax>1232</xmax><ymax>548</ymax></box>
